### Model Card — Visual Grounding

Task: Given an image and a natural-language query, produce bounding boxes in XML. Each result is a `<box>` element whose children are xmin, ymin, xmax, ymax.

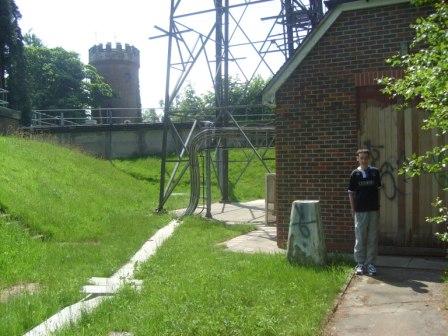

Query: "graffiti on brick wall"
<box><xmin>363</xmin><ymin>140</ymin><xmax>407</xmax><ymax>201</ymax></box>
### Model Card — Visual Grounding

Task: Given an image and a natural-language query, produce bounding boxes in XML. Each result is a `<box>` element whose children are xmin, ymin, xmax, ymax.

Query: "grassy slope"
<box><xmin>112</xmin><ymin>148</ymin><xmax>275</xmax><ymax>210</ymax></box>
<box><xmin>0</xmin><ymin>137</ymin><xmax>170</xmax><ymax>335</ymax></box>
<box><xmin>58</xmin><ymin>217</ymin><xmax>352</xmax><ymax>336</ymax></box>
<box><xmin>1</xmin><ymin>138</ymin><xmax>350</xmax><ymax>335</ymax></box>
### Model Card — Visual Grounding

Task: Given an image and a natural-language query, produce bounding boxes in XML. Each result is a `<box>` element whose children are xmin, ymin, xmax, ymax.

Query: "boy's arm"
<box><xmin>348</xmin><ymin>172</ymin><xmax>357</xmax><ymax>218</ymax></box>
<box><xmin>348</xmin><ymin>192</ymin><xmax>356</xmax><ymax>218</ymax></box>
<box><xmin>375</xmin><ymin>169</ymin><xmax>382</xmax><ymax>206</ymax></box>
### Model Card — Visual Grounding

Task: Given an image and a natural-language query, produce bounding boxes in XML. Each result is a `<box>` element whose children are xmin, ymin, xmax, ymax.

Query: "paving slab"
<box><xmin>176</xmin><ymin>199</ymin><xmax>266</xmax><ymax>224</ymax></box>
<box><xmin>335</xmin><ymin>254</ymin><xmax>448</xmax><ymax>271</ymax></box>
<box><xmin>222</xmin><ymin>225</ymin><xmax>285</xmax><ymax>254</ymax></box>
<box><xmin>376</xmin><ymin>255</ymin><xmax>448</xmax><ymax>270</ymax></box>
<box><xmin>181</xmin><ymin>199</ymin><xmax>283</xmax><ymax>254</ymax></box>
<box><xmin>407</xmin><ymin>257</ymin><xmax>448</xmax><ymax>271</ymax></box>
<box><xmin>325</xmin><ymin>265</ymin><xmax>448</xmax><ymax>336</ymax></box>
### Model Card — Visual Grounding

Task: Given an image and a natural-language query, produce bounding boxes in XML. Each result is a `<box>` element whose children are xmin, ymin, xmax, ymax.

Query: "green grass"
<box><xmin>57</xmin><ymin>217</ymin><xmax>352</xmax><ymax>336</ymax></box>
<box><xmin>112</xmin><ymin>148</ymin><xmax>275</xmax><ymax>210</ymax></box>
<box><xmin>0</xmin><ymin>136</ymin><xmax>171</xmax><ymax>335</ymax></box>
<box><xmin>1</xmin><ymin>136</ymin><xmax>348</xmax><ymax>335</ymax></box>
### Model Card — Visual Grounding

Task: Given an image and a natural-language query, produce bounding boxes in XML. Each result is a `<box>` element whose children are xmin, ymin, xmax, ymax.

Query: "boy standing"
<box><xmin>348</xmin><ymin>149</ymin><xmax>382</xmax><ymax>275</ymax></box>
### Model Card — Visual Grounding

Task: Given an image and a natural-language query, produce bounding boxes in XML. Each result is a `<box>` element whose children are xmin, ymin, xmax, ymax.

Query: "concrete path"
<box><xmin>181</xmin><ymin>200</ymin><xmax>448</xmax><ymax>335</ymax></box>
<box><xmin>177</xmin><ymin>199</ymin><xmax>284</xmax><ymax>254</ymax></box>
<box><xmin>177</xmin><ymin>199</ymin><xmax>267</xmax><ymax>224</ymax></box>
<box><xmin>223</xmin><ymin>225</ymin><xmax>285</xmax><ymax>254</ymax></box>
<box><xmin>325</xmin><ymin>256</ymin><xmax>448</xmax><ymax>336</ymax></box>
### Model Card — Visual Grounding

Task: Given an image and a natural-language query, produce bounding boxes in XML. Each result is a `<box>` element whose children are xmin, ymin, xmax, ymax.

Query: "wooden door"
<box><xmin>359</xmin><ymin>98</ymin><xmax>446</xmax><ymax>252</ymax></box>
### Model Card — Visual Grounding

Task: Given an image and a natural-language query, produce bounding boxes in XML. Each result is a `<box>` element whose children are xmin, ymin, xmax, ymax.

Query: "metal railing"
<box><xmin>0</xmin><ymin>88</ymin><xmax>8</xmax><ymax>107</ymax></box>
<box><xmin>169</xmin><ymin>104</ymin><xmax>275</xmax><ymax>125</ymax></box>
<box><xmin>31</xmin><ymin>107</ymin><xmax>162</xmax><ymax>127</ymax></box>
<box><xmin>30</xmin><ymin>105</ymin><xmax>274</xmax><ymax>128</ymax></box>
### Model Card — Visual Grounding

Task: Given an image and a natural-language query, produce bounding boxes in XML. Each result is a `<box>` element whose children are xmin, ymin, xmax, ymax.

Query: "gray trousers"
<box><xmin>354</xmin><ymin>211</ymin><xmax>378</xmax><ymax>265</ymax></box>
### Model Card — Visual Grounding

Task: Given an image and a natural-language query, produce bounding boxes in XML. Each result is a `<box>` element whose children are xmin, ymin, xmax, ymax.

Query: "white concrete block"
<box><xmin>287</xmin><ymin>200</ymin><xmax>326</xmax><ymax>265</ymax></box>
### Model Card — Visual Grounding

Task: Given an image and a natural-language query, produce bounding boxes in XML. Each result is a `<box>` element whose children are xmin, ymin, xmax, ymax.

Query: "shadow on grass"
<box><xmin>0</xmin><ymin>204</ymin><xmax>52</xmax><ymax>241</ymax></box>
<box><xmin>286</xmin><ymin>253</ymin><xmax>353</xmax><ymax>275</ymax></box>
<box><xmin>326</xmin><ymin>253</ymin><xmax>354</xmax><ymax>267</ymax></box>
<box><xmin>109</xmin><ymin>160</ymin><xmax>160</xmax><ymax>184</ymax></box>
<box><xmin>227</xmin><ymin>180</ymin><xmax>240</xmax><ymax>202</ymax></box>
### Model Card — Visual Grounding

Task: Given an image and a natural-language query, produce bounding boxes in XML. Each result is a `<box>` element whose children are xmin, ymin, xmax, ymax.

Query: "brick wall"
<box><xmin>275</xmin><ymin>3</ymin><xmax>430</xmax><ymax>251</ymax></box>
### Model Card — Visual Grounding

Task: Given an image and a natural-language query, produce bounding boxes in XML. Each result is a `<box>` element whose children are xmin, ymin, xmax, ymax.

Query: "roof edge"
<box><xmin>262</xmin><ymin>0</ymin><xmax>410</xmax><ymax>106</ymax></box>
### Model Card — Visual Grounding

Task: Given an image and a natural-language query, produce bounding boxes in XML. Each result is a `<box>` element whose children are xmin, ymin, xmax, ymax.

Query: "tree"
<box><xmin>24</xmin><ymin>36</ymin><xmax>112</xmax><ymax>113</ymax></box>
<box><xmin>226</xmin><ymin>75</ymin><xmax>267</xmax><ymax>106</ymax></box>
<box><xmin>23</xmin><ymin>32</ymin><xmax>43</xmax><ymax>47</ymax></box>
<box><xmin>380</xmin><ymin>0</ymin><xmax>448</xmax><ymax>241</ymax></box>
<box><xmin>83</xmin><ymin>64</ymin><xmax>114</xmax><ymax>109</ymax></box>
<box><xmin>142</xmin><ymin>108</ymin><xmax>161</xmax><ymax>123</ymax></box>
<box><xmin>171</xmin><ymin>76</ymin><xmax>269</xmax><ymax>121</ymax></box>
<box><xmin>0</xmin><ymin>0</ymin><xmax>31</xmax><ymax>125</ymax></box>
<box><xmin>171</xmin><ymin>84</ymin><xmax>208</xmax><ymax>121</ymax></box>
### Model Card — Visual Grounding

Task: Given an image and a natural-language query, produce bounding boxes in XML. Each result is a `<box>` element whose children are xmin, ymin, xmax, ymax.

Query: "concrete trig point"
<box><xmin>287</xmin><ymin>200</ymin><xmax>326</xmax><ymax>265</ymax></box>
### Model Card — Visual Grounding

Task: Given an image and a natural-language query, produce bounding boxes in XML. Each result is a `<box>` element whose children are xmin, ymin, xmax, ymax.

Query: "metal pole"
<box><xmin>157</xmin><ymin>0</ymin><xmax>176</xmax><ymax>212</ymax></box>
<box><xmin>162</xmin><ymin>120</ymin><xmax>198</xmax><ymax>205</ymax></box>
<box><xmin>284</xmin><ymin>0</ymin><xmax>295</xmax><ymax>57</ymax></box>
<box><xmin>215</xmin><ymin>0</ymin><xmax>229</xmax><ymax>202</ymax></box>
<box><xmin>220</xmin><ymin>0</ymin><xmax>230</xmax><ymax>202</ymax></box>
<box><xmin>229</xmin><ymin>113</ymin><xmax>271</xmax><ymax>173</ymax></box>
<box><xmin>107</xmin><ymin>110</ymin><xmax>112</xmax><ymax>160</ymax></box>
<box><xmin>310</xmin><ymin>0</ymin><xmax>324</xmax><ymax>27</ymax></box>
<box><xmin>215</xmin><ymin>0</ymin><xmax>223</xmax><ymax>109</ymax></box>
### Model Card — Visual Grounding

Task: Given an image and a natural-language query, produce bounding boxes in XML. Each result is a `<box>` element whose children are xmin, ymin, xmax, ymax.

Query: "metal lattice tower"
<box><xmin>152</xmin><ymin>0</ymin><xmax>324</xmax><ymax>213</ymax></box>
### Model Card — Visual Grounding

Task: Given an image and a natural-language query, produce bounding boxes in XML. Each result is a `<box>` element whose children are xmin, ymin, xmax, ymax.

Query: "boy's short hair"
<box><xmin>356</xmin><ymin>149</ymin><xmax>371</xmax><ymax>157</ymax></box>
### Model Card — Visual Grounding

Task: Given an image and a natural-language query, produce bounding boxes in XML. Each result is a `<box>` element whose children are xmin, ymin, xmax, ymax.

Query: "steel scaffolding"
<box><xmin>152</xmin><ymin>0</ymin><xmax>324</xmax><ymax>213</ymax></box>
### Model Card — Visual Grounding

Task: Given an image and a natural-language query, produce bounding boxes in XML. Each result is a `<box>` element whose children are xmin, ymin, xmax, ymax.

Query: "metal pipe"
<box><xmin>205</xmin><ymin>144</ymin><xmax>212</xmax><ymax>218</ymax></box>
<box><xmin>182</xmin><ymin>126</ymin><xmax>274</xmax><ymax>217</ymax></box>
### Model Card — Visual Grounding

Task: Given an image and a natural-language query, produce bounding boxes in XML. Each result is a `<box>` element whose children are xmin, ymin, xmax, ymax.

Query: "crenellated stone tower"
<box><xmin>89</xmin><ymin>42</ymin><xmax>141</xmax><ymax>123</ymax></box>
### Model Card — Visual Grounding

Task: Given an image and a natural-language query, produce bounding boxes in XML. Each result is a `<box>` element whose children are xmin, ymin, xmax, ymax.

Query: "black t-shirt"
<box><xmin>348</xmin><ymin>166</ymin><xmax>381</xmax><ymax>212</ymax></box>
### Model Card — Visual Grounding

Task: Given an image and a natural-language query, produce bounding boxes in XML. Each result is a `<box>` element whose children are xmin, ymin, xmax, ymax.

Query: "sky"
<box><xmin>14</xmin><ymin>0</ymin><xmax>288</xmax><ymax>108</ymax></box>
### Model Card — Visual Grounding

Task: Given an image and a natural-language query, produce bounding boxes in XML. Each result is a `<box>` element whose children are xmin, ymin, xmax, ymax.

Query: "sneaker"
<box><xmin>355</xmin><ymin>264</ymin><xmax>365</xmax><ymax>275</ymax></box>
<box><xmin>367</xmin><ymin>264</ymin><xmax>377</xmax><ymax>276</ymax></box>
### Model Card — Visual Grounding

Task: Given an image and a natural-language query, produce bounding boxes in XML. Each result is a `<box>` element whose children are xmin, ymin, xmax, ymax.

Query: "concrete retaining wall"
<box><xmin>28</xmin><ymin>123</ymin><xmax>275</xmax><ymax>159</ymax></box>
<box><xmin>0</xmin><ymin>106</ymin><xmax>21</xmax><ymax>134</ymax></box>
<box><xmin>29</xmin><ymin>123</ymin><xmax>193</xmax><ymax>159</ymax></box>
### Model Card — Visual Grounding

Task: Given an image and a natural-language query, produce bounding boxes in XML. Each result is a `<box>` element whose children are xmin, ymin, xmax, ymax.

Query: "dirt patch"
<box><xmin>0</xmin><ymin>283</ymin><xmax>41</xmax><ymax>303</ymax></box>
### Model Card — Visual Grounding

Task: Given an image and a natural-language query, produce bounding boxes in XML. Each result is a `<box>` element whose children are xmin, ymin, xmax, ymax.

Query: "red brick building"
<box><xmin>263</xmin><ymin>0</ymin><xmax>445</xmax><ymax>255</ymax></box>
